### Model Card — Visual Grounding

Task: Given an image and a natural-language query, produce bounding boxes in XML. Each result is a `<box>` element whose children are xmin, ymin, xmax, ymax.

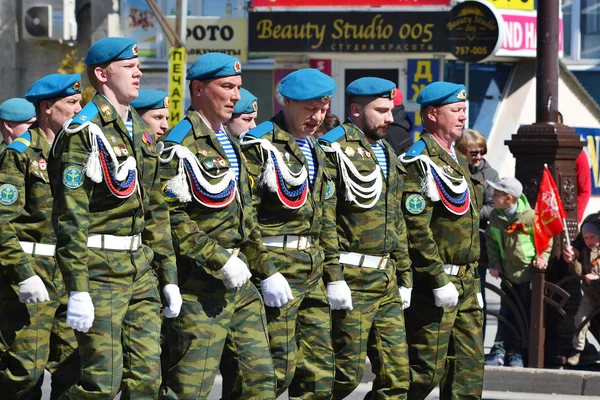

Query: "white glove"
<box><xmin>326</xmin><ymin>281</ymin><xmax>353</xmax><ymax>311</ymax></box>
<box><xmin>433</xmin><ymin>282</ymin><xmax>459</xmax><ymax>308</ymax></box>
<box><xmin>18</xmin><ymin>275</ymin><xmax>50</xmax><ymax>304</ymax></box>
<box><xmin>477</xmin><ymin>292</ymin><xmax>484</xmax><ymax>309</ymax></box>
<box><xmin>220</xmin><ymin>255</ymin><xmax>252</xmax><ymax>290</ymax></box>
<box><xmin>399</xmin><ymin>286</ymin><xmax>412</xmax><ymax>310</ymax></box>
<box><xmin>260</xmin><ymin>272</ymin><xmax>294</xmax><ymax>308</ymax></box>
<box><xmin>67</xmin><ymin>291</ymin><xmax>95</xmax><ymax>333</ymax></box>
<box><xmin>162</xmin><ymin>284</ymin><xmax>183</xmax><ymax>318</ymax></box>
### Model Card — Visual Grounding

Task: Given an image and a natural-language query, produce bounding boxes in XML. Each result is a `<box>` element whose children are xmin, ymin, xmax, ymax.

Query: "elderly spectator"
<box><xmin>456</xmin><ymin>128</ymin><xmax>499</xmax><ymax>336</ymax></box>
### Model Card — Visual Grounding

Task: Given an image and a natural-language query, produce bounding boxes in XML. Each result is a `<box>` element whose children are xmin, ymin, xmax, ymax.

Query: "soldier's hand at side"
<box><xmin>326</xmin><ymin>281</ymin><xmax>353</xmax><ymax>311</ymax></box>
<box><xmin>220</xmin><ymin>255</ymin><xmax>252</xmax><ymax>290</ymax></box>
<box><xmin>260</xmin><ymin>272</ymin><xmax>294</xmax><ymax>308</ymax></box>
<box><xmin>563</xmin><ymin>245</ymin><xmax>579</xmax><ymax>263</ymax></box>
<box><xmin>399</xmin><ymin>287</ymin><xmax>412</xmax><ymax>310</ymax></box>
<box><xmin>489</xmin><ymin>268</ymin><xmax>501</xmax><ymax>279</ymax></box>
<box><xmin>584</xmin><ymin>273</ymin><xmax>599</xmax><ymax>284</ymax></box>
<box><xmin>67</xmin><ymin>291</ymin><xmax>95</xmax><ymax>333</ymax></box>
<box><xmin>533</xmin><ymin>257</ymin><xmax>548</xmax><ymax>271</ymax></box>
<box><xmin>432</xmin><ymin>282</ymin><xmax>459</xmax><ymax>308</ymax></box>
<box><xmin>17</xmin><ymin>275</ymin><xmax>50</xmax><ymax>304</ymax></box>
<box><xmin>162</xmin><ymin>284</ymin><xmax>182</xmax><ymax>318</ymax></box>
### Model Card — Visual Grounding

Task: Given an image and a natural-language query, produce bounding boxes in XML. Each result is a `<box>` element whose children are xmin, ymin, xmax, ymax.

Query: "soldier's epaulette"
<box><xmin>403</xmin><ymin>140</ymin><xmax>426</xmax><ymax>159</ymax></box>
<box><xmin>6</xmin><ymin>131</ymin><xmax>32</xmax><ymax>154</ymax></box>
<box><xmin>318</xmin><ymin>125</ymin><xmax>345</xmax><ymax>144</ymax></box>
<box><xmin>164</xmin><ymin>119</ymin><xmax>192</xmax><ymax>144</ymax></box>
<box><xmin>245</xmin><ymin>121</ymin><xmax>274</xmax><ymax>139</ymax></box>
<box><xmin>71</xmin><ymin>102</ymin><xmax>99</xmax><ymax>125</ymax></box>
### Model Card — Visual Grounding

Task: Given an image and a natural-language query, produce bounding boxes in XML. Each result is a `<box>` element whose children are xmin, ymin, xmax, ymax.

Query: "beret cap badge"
<box><xmin>252</xmin><ymin>101</ymin><xmax>258</xmax><ymax>112</ymax></box>
<box><xmin>321</xmin><ymin>95</ymin><xmax>332</xmax><ymax>103</ymax></box>
<box><xmin>233</xmin><ymin>61</ymin><xmax>242</xmax><ymax>73</ymax></box>
<box><xmin>163</xmin><ymin>97</ymin><xmax>170</xmax><ymax>108</ymax></box>
<box><xmin>72</xmin><ymin>81</ymin><xmax>81</xmax><ymax>91</ymax></box>
<box><xmin>457</xmin><ymin>90</ymin><xmax>467</xmax><ymax>100</ymax></box>
<box><xmin>132</xmin><ymin>44</ymin><xmax>138</xmax><ymax>56</ymax></box>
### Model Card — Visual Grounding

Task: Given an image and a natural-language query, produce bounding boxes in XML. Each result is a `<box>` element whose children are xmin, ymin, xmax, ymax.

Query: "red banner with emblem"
<box><xmin>251</xmin><ymin>0</ymin><xmax>450</xmax><ymax>7</ymax></box>
<box><xmin>533</xmin><ymin>166</ymin><xmax>567</xmax><ymax>255</ymax></box>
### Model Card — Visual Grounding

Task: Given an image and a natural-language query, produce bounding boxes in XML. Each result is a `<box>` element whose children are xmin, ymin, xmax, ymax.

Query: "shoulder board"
<box><xmin>403</xmin><ymin>140</ymin><xmax>426</xmax><ymax>159</ymax></box>
<box><xmin>318</xmin><ymin>125</ymin><xmax>345</xmax><ymax>144</ymax></box>
<box><xmin>71</xmin><ymin>101</ymin><xmax>99</xmax><ymax>125</ymax></box>
<box><xmin>245</xmin><ymin>121</ymin><xmax>274</xmax><ymax>139</ymax></box>
<box><xmin>164</xmin><ymin>119</ymin><xmax>192</xmax><ymax>144</ymax></box>
<box><xmin>6</xmin><ymin>131</ymin><xmax>32</xmax><ymax>154</ymax></box>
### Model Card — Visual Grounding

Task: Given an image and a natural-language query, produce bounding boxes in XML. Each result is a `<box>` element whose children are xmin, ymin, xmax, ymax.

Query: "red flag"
<box><xmin>533</xmin><ymin>166</ymin><xmax>567</xmax><ymax>255</ymax></box>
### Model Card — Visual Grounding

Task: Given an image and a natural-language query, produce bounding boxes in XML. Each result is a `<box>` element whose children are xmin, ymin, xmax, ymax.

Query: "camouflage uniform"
<box><xmin>240</xmin><ymin>112</ymin><xmax>339</xmax><ymax>399</ymax></box>
<box><xmin>400</xmin><ymin>132</ymin><xmax>484</xmax><ymax>400</ymax></box>
<box><xmin>318</xmin><ymin>122</ymin><xmax>411</xmax><ymax>399</ymax></box>
<box><xmin>159</xmin><ymin>108</ymin><xmax>276</xmax><ymax>400</ymax></box>
<box><xmin>0</xmin><ymin>127</ymin><xmax>79</xmax><ymax>398</ymax></box>
<box><xmin>48</xmin><ymin>94</ymin><xmax>178</xmax><ymax>399</ymax></box>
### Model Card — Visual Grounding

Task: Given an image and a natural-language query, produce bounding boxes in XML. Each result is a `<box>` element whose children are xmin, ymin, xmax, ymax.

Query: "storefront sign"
<box><xmin>167</xmin><ymin>17</ymin><xmax>248</xmax><ymax>63</ymax></box>
<box><xmin>446</xmin><ymin>0</ymin><xmax>503</xmax><ymax>62</ymax></box>
<box><xmin>310</xmin><ymin>59</ymin><xmax>332</xmax><ymax>76</ymax></box>
<box><xmin>484</xmin><ymin>0</ymin><xmax>534</xmax><ymax>11</ymax></box>
<box><xmin>496</xmin><ymin>10</ymin><xmax>563</xmax><ymax>57</ymax></box>
<box><xmin>406</xmin><ymin>59</ymin><xmax>440</xmax><ymax>142</ymax></box>
<box><xmin>249</xmin><ymin>12</ymin><xmax>448</xmax><ymax>53</ymax></box>
<box><xmin>168</xmin><ymin>48</ymin><xmax>186</xmax><ymax>125</ymax></box>
<box><xmin>121</xmin><ymin>0</ymin><xmax>160</xmax><ymax>58</ymax></box>
<box><xmin>251</xmin><ymin>0</ymin><xmax>451</xmax><ymax>6</ymax></box>
<box><xmin>575</xmin><ymin>128</ymin><xmax>598</xmax><ymax>195</ymax></box>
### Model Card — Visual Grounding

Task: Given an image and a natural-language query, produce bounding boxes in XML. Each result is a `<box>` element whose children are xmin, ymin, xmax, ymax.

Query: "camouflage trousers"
<box><xmin>332</xmin><ymin>264</ymin><xmax>409</xmax><ymax>400</ymax></box>
<box><xmin>405</xmin><ymin>269</ymin><xmax>484</xmax><ymax>400</ymax></box>
<box><xmin>161</xmin><ymin>276</ymin><xmax>275</xmax><ymax>400</ymax></box>
<box><xmin>259</xmin><ymin>248</ymin><xmax>334</xmax><ymax>400</ymax></box>
<box><xmin>60</xmin><ymin>246</ymin><xmax>162</xmax><ymax>400</ymax></box>
<box><xmin>0</xmin><ymin>256</ymin><xmax>79</xmax><ymax>399</ymax></box>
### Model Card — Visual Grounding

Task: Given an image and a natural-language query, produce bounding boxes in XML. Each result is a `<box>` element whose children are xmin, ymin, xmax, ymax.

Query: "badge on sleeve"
<box><xmin>63</xmin><ymin>165</ymin><xmax>84</xmax><ymax>189</ymax></box>
<box><xmin>162</xmin><ymin>184</ymin><xmax>178</xmax><ymax>202</ymax></box>
<box><xmin>325</xmin><ymin>180</ymin><xmax>335</xmax><ymax>200</ymax></box>
<box><xmin>0</xmin><ymin>184</ymin><xmax>18</xmax><ymax>205</ymax></box>
<box><xmin>405</xmin><ymin>194</ymin><xmax>426</xmax><ymax>214</ymax></box>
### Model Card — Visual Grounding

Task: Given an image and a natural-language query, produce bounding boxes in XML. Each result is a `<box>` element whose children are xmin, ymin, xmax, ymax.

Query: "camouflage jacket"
<box><xmin>400</xmin><ymin>132</ymin><xmax>482</xmax><ymax>289</ymax></box>
<box><xmin>318</xmin><ymin>122</ymin><xmax>412</xmax><ymax>288</ymax></box>
<box><xmin>48</xmin><ymin>93</ymin><xmax>177</xmax><ymax>292</ymax></box>
<box><xmin>159</xmin><ymin>107</ymin><xmax>277</xmax><ymax>281</ymax></box>
<box><xmin>241</xmin><ymin>111</ymin><xmax>343</xmax><ymax>283</ymax></box>
<box><xmin>0</xmin><ymin>126</ymin><xmax>53</xmax><ymax>283</ymax></box>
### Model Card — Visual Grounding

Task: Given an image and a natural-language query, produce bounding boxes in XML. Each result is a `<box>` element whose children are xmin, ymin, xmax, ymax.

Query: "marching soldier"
<box><xmin>48</xmin><ymin>37</ymin><xmax>182</xmax><ymax>398</ymax></box>
<box><xmin>240</xmin><ymin>68</ymin><xmax>347</xmax><ymax>399</ymax></box>
<box><xmin>399</xmin><ymin>82</ymin><xmax>484</xmax><ymax>400</ymax></box>
<box><xmin>130</xmin><ymin>89</ymin><xmax>170</xmax><ymax>137</ymax></box>
<box><xmin>158</xmin><ymin>52</ymin><xmax>276</xmax><ymax>400</ymax></box>
<box><xmin>318</xmin><ymin>77</ymin><xmax>412</xmax><ymax>399</ymax></box>
<box><xmin>226</xmin><ymin>87</ymin><xmax>259</xmax><ymax>138</ymax></box>
<box><xmin>0</xmin><ymin>73</ymin><xmax>82</xmax><ymax>398</ymax></box>
<box><xmin>0</xmin><ymin>98</ymin><xmax>36</xmax><ymax>152</ymax></box>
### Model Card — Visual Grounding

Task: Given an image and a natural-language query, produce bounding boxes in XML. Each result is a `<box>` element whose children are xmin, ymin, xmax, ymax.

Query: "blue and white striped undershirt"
<box><xmin>371</xmin><ymin>141</ymin><xmax>388</xmax><ymax>179</ymax></box>
<box><xmin>214</xmin><ymin>130</ymin><xmax>240</xmax><ymax>180</ymax></box>
<box><xmin>293</xmin><ymin>137</ymin><xmax>316</xmax><ymax>186</ymax></box>
<box><xmin>124</xmin><ymin>111</ymin><xmax>133</xmax><ymax>138</ymax></box>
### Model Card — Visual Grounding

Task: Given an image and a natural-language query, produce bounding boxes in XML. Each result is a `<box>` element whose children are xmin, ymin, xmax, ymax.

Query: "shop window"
<box><xmin>572</xmin><ymin>71</ymin><xmax>600</xmax><ymax>106</ymax></box>
<box><xmin>582</xmin><ymin>0</ymin><xmax>600</xmax><ymax>58</ymax></box>
<box><xmin>444</xmin><ymin>61</ymin><xmax>514</xmax><ymax>139</ymax></box>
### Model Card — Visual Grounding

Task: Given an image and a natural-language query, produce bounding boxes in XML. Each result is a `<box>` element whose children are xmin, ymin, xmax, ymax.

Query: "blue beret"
<box><xmin>346</xmin><ymin>77</ymin><xmax>397</xmax><ymax>99</ymax></box>
<box><xmin>131</xmin><ymin>90</ymin><xmax>170</xmax><ymax>110</ymax></box>
<box><xmin>85</xmin><ymin>37</ymin><xmax>138</xmax><ymax>65</ymax></box>
<box><xmin>187</xmin><ymin>52</ymin><xmax>242</xmax><ymax>81</ymax></box>
<box><xmin>233</xmin><ymin>88</ymin><xmax>258</xmax><ymax>114</ymax></box>
<box><xmin>0</xmin><ymin>98</ymin><xmax>35</xmax><ymax>122</ymax></box>
<box><xmin>279</xmin><ymin>69</ymin><xmax>336</xmax><ymax>102</ymax></box>
<box><xmin>25</xmin><ymin>73</ymin><xmax>82</xmax><ymax>104</ymax></box>
<box><xmin>416</xmin><ymin>82</ymin><xmax>467</xmax><ymax>107</ymax></box>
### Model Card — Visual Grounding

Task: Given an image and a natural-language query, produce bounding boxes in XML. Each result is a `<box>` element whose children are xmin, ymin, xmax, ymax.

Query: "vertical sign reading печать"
<box><xmin>168</xmin><ymin>47</ymin><xmax>186</xmax><ymax>125</ymax></box>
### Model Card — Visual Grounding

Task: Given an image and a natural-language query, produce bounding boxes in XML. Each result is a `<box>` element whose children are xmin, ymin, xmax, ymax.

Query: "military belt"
<box><xmin>87</xmin><ymin>234</ymin><xmax>142</xmax><ymax>251</ymax></box>
<box><xmin>339</xmin><ymin>252</ymin><xmax>389</xmax><ymax>270</ymax></box>
<box><xmin>19</xmin><ymin>241</ymin><xmax>55</xmax><ymax>257</ymax></box>
<box><xmin>443</xmin><ymin>264</ymin><xmax>467</xmax><ymax>277</ymax></box>
<box><xmin>263</xmin><ymin>235</ymin><xmax>312</xmax><ymax>251</ymax></box>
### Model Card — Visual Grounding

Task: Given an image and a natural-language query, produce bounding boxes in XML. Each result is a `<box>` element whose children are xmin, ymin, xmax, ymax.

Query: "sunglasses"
<box><xmin>469</xmin><ymin>150</ymin><xmax>487</xmax><ymax>157</ymax></box>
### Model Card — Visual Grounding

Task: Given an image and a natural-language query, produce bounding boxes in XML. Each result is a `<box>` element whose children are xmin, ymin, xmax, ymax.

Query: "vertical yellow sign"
<box><xmin>169</xmin><ymin>47</ymin><xmax>186</xmax><ymax>125</ymax></box>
